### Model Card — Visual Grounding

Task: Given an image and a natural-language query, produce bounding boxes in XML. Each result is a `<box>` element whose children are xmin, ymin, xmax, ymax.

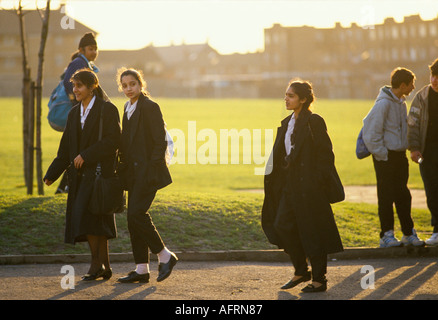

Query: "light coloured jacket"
<box><xmin>407</xmin><ymin>85</ymin><xmax>431</xmax><ymax>154</ymax></box>
<box><xmin>362</xmin><ymin>86</ymin><xmax>408</xmax><ymax>161</ymax></box>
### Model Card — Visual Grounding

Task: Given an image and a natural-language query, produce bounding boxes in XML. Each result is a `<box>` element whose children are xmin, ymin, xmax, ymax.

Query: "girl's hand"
<box><xmin>44</xmin><ymin>179</ymin><xmax>53</xmax><ymax>186</ymax></box>
<box><xmin>74</xmin><ymin>154</ymin><xmax>85</xmax><ymax>169</ymax></box>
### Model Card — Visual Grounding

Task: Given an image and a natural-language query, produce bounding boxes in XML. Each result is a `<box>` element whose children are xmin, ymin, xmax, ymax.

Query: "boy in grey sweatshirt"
<box><xmin>363</xmin><ymin>67</ymin><xmax>424</xmax><ymax>248</ymax></box>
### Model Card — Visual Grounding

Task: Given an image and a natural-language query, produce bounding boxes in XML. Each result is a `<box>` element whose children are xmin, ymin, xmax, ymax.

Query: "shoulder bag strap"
<box><xmin>95</xmin><ymin>103</ymin><xmax>105</xmax><ymax>175</ymax></box>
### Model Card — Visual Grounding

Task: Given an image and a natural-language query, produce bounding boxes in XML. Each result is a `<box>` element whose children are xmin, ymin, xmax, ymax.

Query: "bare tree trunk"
<box><xmin>35</xmin><ymin>0</ymin><xmax>51</xmax><ymax>195</ymax></box>
<box><xmin>27</xmin><ymin>81</ymin><xmax>35</xmax><ymax>195</ymax></box>
<box><xmin>17</xmin><ymin>1</ymin><xmax>33</xmax><ymax>194</ymax></box>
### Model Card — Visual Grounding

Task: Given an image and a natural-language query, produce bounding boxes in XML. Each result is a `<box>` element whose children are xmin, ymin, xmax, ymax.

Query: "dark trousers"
<box><xmin>127</xmin><ymin>190</ymin><xmax>165</xmax><ymax>264</ymax></box>
<box><xmin>420</xmin><ymin>147</ymin><xmax>438</xmax><ymax>233</ymax></box>
<box><xmin>274</xmin><ymin>191</ymin><xmax>327</xmax><ymax>283</ymax></box>
<box><xmin>373</xmin><ymin>150</ymin><xmax>413</xmax><ymax>237</ymax></box>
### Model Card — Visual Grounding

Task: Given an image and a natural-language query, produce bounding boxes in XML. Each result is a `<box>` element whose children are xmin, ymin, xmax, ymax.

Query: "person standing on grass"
<box><xmin>116</xmin><ymin>68</ymin><xmax>177</xmax><ymax>284</ymax></box>
<box><xmin>408</xmin><ymin>58</ymin><xmax>438</xmax><ymax>246</ymax></box>
<box><xmin>362</xmin><ymin>67</ymin><xmax>424</xmax><ymax>248</ymax></box>
<box><xmin>262</xmin><ymin>80</ymin><xmax>344</xmax><ymax>293</ymax></box>
<box><xmin>44</xmin><ymin>69</ymin><xmax>121</xmax><ymax>281</ymax></box>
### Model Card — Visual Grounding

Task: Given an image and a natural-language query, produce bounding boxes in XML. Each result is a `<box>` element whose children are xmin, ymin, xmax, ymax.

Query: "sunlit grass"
<box><xmin>0</xmin><ymin>97</ymin><xmax>423</xmax><ymax>196</ymax></box>
<box><xmin>0</xmin><ymin>97</ymin><xmax>431</xmax><ymax>254</ymax></box>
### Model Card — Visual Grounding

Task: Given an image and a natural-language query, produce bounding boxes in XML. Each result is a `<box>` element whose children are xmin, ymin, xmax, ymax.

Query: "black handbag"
<box><xmin>323</xmin><ymin>167</ymin><xmax>345</xmax><ymax>204</ymax></box>
<box><xmin>307</xmin><ymin>120</ymin><xmax>345</xmax><ymax>204</ymax></box>
<box><xmin>88</xmin><ymin>104</ymin><xmax>125</xmax><ymax>215</ymax></box>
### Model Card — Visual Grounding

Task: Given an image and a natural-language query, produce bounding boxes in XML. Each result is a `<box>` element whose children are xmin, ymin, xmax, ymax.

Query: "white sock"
<box><xmin>157</xmin><ymin>247</ymin><xmax>172</xmax><ymax>264</ymax></box>
<box><xmin>135</xmin><ymin>263</ymin><xmax>149</xmax><ymax>275</ymax></box>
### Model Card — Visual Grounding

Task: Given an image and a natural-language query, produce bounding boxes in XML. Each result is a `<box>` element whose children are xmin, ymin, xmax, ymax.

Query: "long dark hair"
<box><xmin>117</xmin><ymin>67</ymin><xmax>151</xmax><ymax>98</ymax></box>
<box><xmin>283</xmin><ymin>80</ymin><xmax>315</xmax><ymax>169</ymax></box>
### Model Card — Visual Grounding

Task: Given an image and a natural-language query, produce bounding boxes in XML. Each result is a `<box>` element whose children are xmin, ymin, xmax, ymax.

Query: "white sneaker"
<box><xmin>401</xmin><ymin>229</ymin><xmax>425</xmax><ymax>247</ymax></box>
<box><xmin>380</xmin><ymin>230</ymin><xmax>402</xmax><ymax>248</ymax></box>
<box><xmin>425</xmin><ymin>233</ymin><xmax>438</xmax><ymax>246</ymax></box>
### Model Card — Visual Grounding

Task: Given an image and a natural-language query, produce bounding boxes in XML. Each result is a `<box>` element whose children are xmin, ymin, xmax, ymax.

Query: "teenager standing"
<box><xmin>262</xmin><ymin>80</ymin><xmax>343</xmax><ymax>293</ymax></box>
<box><xmin>408</xmin><ymin>58</ymin><xmax>438</xmax><ymax>246</ymax></box>
<box><xmin>363</xmin><ymin>67</ymin><xmax>424</xmax><ymax>248</ymax></box>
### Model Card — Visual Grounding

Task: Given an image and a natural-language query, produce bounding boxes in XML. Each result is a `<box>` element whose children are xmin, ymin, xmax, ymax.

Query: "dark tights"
<box><xmin>87</xmin><ymin>235</ymin><xmax>110</xmax><ymax>273</ymax></box>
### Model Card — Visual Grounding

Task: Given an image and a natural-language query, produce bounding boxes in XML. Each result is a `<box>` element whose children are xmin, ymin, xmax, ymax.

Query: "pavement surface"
<box><xmin>1</xmin><ymin>186</ymin><xmax>436</xmax><ymax>310</ymax></box>
<box><xmin>1</xmin><ymin>247</ymin><xmax>438</xmax><ymax>303</ymax></box>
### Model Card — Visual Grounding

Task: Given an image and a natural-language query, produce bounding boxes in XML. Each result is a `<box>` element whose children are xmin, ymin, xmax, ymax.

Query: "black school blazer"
<box><xmin>120</xmin><ymin>93</ymin><xmax>172</xmax><ymax>193</ymax></box>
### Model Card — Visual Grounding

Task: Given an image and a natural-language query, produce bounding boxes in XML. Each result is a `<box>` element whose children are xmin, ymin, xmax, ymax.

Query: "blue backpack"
<box><xmin>47</xmin><ymin>75</ymin><xmax>72</xmax><ymax>132</ymax></box>
<box><xmin>356</xmin><ymin>127</ymin><xmax>371</xmax><ymax>159</ymax></box>
<box><xmin>47</xmin><ymin>54</ymin><xmax>94</xmax><ymax>132</ymax></box>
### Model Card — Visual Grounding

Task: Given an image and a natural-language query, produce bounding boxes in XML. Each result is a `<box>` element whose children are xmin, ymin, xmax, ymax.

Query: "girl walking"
<box><xmin>116</xmin><ymin>68</ymin><xmax>177</xmax><ymax>284</ymax></box>
<box><xmin>44</xmin><ymin>69</ymin><xmax>121</xmax><ymax>281</ymax></box>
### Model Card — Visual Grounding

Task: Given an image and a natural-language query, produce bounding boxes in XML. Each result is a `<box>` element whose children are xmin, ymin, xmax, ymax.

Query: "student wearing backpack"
<box><xmin>362</xmin><ymin>68</ymin><xmax>424</xmax><ymax>248</ymax></box>
<box><xmin>55</xmin><ymin>32</ymin><xmax>100</xmax><ymax>194</ymax></box>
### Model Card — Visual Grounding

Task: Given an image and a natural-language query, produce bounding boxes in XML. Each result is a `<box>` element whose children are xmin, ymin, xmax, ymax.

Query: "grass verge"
<box><xmin>0</xmin><ymin>191</ymin><xmax>433</xmax><ymax>255</ymax></box>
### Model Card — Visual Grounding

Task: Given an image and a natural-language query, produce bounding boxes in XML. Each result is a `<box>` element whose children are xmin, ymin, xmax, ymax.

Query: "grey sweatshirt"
<box><xmin>362</xmin><ymin>86</ymin><xmax>408</xmax><ymax>161</ymax></box>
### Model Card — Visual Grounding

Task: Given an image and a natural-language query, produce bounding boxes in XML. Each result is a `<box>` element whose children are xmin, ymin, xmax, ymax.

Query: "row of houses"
<box><xmin>1</xmin><ymin>8</ymin><xmax>437</xmax><ymax>99</ymax></box>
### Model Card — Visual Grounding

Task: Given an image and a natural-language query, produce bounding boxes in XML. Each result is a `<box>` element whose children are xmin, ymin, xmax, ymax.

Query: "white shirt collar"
<box><xmin>125</xmin><ymin>99</ymin><xmax>138</xmax><ymax>120</ymax></box>
<box><xmin>80</xmin><ymin>95</ymin><xmax>96</xmax><ymax>129</ymax></box>
<box><xmin>285</xmin><ymin>113</ymin><xmax>296</xmax><ymax>156</ymax></box>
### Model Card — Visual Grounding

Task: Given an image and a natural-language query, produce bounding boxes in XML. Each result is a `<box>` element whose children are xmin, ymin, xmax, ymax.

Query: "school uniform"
<box><xmin>119</xmin><ymin>93</ymin><xmax>172</xmax><ymax>264</ymax></box>
<box><xmin>262</xmin><ymin>109</ymin><xmax>343</xmax><ymax>282</ymax></box>
<box><xmin>44</xmin><ymin>96</ymin><xmax>121</xmax><ymax>244</ymax></box>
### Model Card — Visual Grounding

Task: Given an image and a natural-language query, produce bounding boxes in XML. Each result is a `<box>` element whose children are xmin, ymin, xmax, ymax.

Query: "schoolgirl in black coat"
<box><xmin>44</xmin><ymin>69</ymin><xmax>121</xmax><ymax>280</ymax></box>
<box><xmin>262</xmin><ymin>80</ymin><xmax>343</xmax><ymax>292</ymax></box>
<box><xmin>116</xmin><ymin>68</ymin><xmax>177</xmax><ymax>284</ymax></box>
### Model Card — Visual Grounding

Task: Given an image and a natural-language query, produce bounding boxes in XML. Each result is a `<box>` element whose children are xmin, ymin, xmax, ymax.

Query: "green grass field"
<box><xmin>0</xmin><ymin>97</ymin><xmax>425</xmax><ymax>194</ymax></box>
<box><xmin>0</xmin><ymin>97</ymin><xmax>433</xmax><ymax>254</ymax></box>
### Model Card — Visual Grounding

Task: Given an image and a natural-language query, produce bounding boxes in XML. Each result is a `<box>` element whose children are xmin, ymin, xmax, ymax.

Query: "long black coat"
<box><xmin>261</xmin><ymin>109</ymin><xmax>343</xmax><ymax>256</ymax></box>
<box><xmin>119</xmin><ymin>93</ymin><xmax>172</xmax><ymax>196</ymax></box>
<box><xmin>44</xmin><ymin>97</ymin><xmax>121</xmax><ymax>244</ymax></box>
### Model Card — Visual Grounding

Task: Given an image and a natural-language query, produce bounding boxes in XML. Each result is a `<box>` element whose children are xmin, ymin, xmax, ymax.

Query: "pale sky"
<box><xmin>4</xmin><ymin>0</ymin><xmax>438</xmax><ymax>54</ymax></box>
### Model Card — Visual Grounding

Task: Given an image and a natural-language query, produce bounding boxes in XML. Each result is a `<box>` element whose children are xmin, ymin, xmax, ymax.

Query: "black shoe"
<box><xmin>281</xmin><ymin>272</ymin><xmax>311</xmax><ymax>289</ymax></box>
<box><xmin>117</xmin><ymin>271</ymin><xmax>150</xmax><ymax>283</ymax></box>
<box><xmin>301</xmin><ymin>281</ymin><xmax>327</xmax><ymax>293</ymax></box>
<box><xmin>157</xmin><ymin>253</ymin><xmax>178</xmax><ymax>282</ymax></box>
<box><xmin>101</xmin><ymin>268</ymin><xmax>112</xmax><ymax>280</ymax></box>
<box><xmin>81</xmin><ymin>266</ymin><xmax>108</xmax><ymax>281</ymax></box>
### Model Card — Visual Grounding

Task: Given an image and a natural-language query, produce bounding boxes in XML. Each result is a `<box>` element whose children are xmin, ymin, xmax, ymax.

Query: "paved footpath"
<box><xmin>1</xmin><ymin>250</ymin><xmax>437</xmax><ymax>302</ymax></box>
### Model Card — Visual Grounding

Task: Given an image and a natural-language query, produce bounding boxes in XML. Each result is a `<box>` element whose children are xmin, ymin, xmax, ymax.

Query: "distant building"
<box><xmin>1</xmin><ymin>8</ymin><xmax>437</xmax><ymax>99</ymax></box>
<box><xmin>263</xmin><ymin>14</ymin><xmax>438</xmax><ymax>99</ymax></box>
<box><xmin>97</xmin><ymin>43</ymin><xmax>222</xmax><ymax>98</ymax></box>
<box><xmin>0</xmin><ymin>8</ymin><xmax>96</xmax><ymax>96</ymax></box>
